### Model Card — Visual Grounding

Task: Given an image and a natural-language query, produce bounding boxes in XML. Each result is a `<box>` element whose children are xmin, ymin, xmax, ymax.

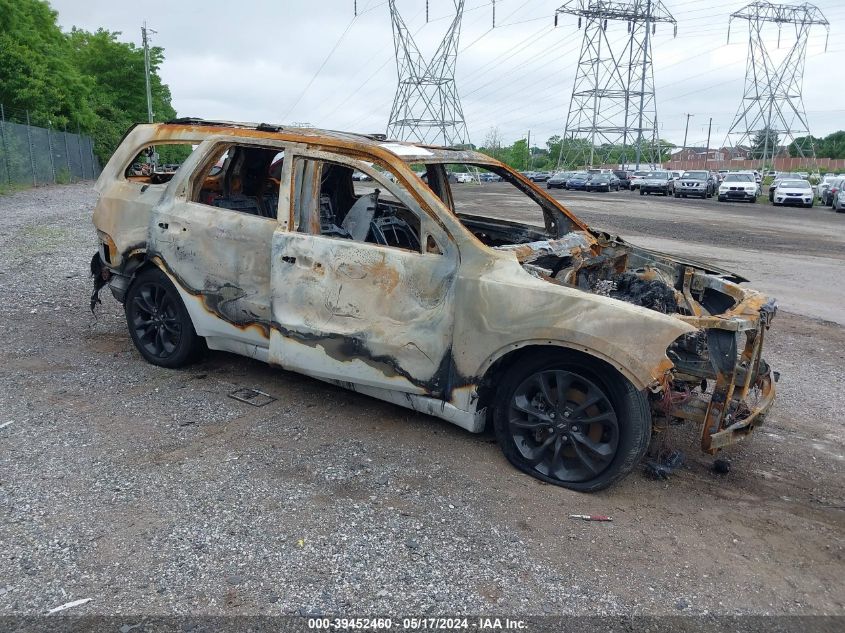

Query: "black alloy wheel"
<box><xmin>125</xmin><ymin>267</ymin><xmax>201</xmax><ymax>367</ymax></box>
<box><xmin>494</xmin><ymin>353</ymin><xmax>651</xmax><ymax>491</ymax></box>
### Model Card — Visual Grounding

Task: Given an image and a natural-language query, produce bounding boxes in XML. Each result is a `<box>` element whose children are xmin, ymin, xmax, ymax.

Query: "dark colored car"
<box><xmin>674</xmin><ymin>170</ymin><xmax>716</xmax><ymax>199</ymax></box>
<box><xmin>586</xmin><ymin>173</ymin><xmax>620</xmax><ymax>192</ymax></box>
<box><xmin>639</xmin><ymin>171</ymin><xmax>674</xmax><ymax>196</ymax></box>
<box><xmin>613</xmin><ymin>170</ymin><xmax>632</xmax><ymax>189</ymax></box>
<box><xmin>823</xmin><ymin>177</ymin><xmax>845</xmax><ymax>206</ymax></box>
<box><xmin>546</xmin><ymin>171</ymin><xmax>572</xmax><ymax>189</ymax></box>
<box><xmin>566</xmin><ymin>172</ymin><xmax>591</xmax><ymax>190</ymax></box>
<box><xmin>530</xmin><ymin>171</ymin><xmax>551</xmax><ymax>183</ymax></box>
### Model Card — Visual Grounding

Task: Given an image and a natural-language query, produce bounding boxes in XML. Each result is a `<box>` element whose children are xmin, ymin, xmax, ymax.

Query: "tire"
<box><xmin>718</xmin><ymin>196</ymin><xmax>726</xmax><ymax>202</ymax></box>
<box><xmin>640</xmin><ymin>189</ymin><xmax>645</xmax><ymax>196</ymax></box>
<box><xmin>750</xmin><ymin>197</ymin><xmax>757</xmax><ymax>203</ymax></box>
<box><xmin>674</xmin><ymin>193</ymin><xmax>680</xmax><ymax>198</ymax></box>
<box><xmin>125</xmin><ymin>267</ymin><xmax>202</xmax><ymax>368</ymax></box>
<box><xmin>493</xmin><ymin>351</ymin><xmax>652</xmax><ymax>492</ymax></box>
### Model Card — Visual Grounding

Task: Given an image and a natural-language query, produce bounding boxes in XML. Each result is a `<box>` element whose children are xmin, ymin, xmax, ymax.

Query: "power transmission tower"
<box><xmin>386</xmin><ymin>1</ymin><xmax>470</xmax><ymax>147</ymax></box>
<box><xmin>555</xmin><ymin>0</ymin><xmax>676</xmax><ymax>170</ymax></box>
<box><xmin>725</xmin><ymin>2</ymin><xmax>829</xmax><ymax>168</ymax></box>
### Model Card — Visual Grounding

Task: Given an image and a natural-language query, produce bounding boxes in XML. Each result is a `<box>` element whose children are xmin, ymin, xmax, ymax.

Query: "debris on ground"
<box><xmin>644</xmin><ymin>450</ymin><xmax>686</xmax><ymax>480</ymax></box>
<box><xmin>713</xmin><ymin>458</ymin><xmax>732</xmax><ymax>474</ymax></box>
<box><xmin>46</xmin><ymin>598</ymin><xmax>91</xmax><ymax>614</ymax></box>
<box><xmin>228</xmin><ymin>387</ymin><xmax>276</xmax><ymax>407</ymax></box>
<box><xmin>569</xmin><ymin>514</ymin><xmax>612</xmax><ymax>522</ymax></box>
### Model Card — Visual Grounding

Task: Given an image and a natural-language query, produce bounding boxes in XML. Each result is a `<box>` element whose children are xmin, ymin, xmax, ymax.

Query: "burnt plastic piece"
<box><xmin>644</xmin><ymin>450</ymin><xmax>686</xmax><ymax>480</ymax></box>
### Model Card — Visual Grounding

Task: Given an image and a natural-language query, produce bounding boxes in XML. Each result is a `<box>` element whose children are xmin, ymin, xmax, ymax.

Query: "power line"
<box><xmin>281</xmin><ymin>14</ymin><xmax>359</xmax><ymax>121</ymax></box>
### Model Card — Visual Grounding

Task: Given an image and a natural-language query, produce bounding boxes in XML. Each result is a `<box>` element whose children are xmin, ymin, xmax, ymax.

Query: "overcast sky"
<box><xmin>50</xmin><ymin>0</ymin><xmax>845</xmax><ymax>148</ymax></box>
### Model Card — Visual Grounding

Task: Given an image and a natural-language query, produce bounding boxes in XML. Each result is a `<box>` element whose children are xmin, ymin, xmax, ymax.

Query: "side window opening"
<box><xmin>191</xmin><ymin>144</ymin><xmax>284</xmax><ymax>220</ymax></box>
<box><xmin>293</xmin><ymin>158</ymin><xmax>426</xmax><ymax>254</ymax></box>
<box><xmin>124</xmin><ymin>143</ymin><xmax>195</xmax><ymax>184</ymax></box>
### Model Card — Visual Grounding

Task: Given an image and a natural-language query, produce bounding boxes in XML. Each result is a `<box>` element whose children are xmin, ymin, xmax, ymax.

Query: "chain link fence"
<box><xmin>0</xmin><ymin>104</ymin><xmax>101</xmax><ymax>188</ymax></box>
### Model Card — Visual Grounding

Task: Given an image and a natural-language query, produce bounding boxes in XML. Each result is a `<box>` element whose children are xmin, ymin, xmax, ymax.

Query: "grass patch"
<box><xmin>0</xmin><ymin>182</ymin><xmax>29</xmax><ymax>196</ymax></box>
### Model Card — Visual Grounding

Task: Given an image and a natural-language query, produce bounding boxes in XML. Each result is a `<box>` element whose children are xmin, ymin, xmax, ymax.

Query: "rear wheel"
<box><xmin>125</xmin><ymin>267</ymin><xmax>202</xmax><ymax>368</ymax></box>
<box><xmin>493</xmin><ymin>351</ymin><xmax>651</xmax><ymax>492</ymax></box>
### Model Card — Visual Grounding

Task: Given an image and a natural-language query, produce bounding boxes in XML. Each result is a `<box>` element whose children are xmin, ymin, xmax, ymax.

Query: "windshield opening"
<box><xmin>417</xmin><ymin>162</ymin><xmax>584</xmax><ymax>248</ymax></box>
<box><xmin>724</xmin><ymin>174</ymin><xmax>754</xmax><ymax>182</ymax></box>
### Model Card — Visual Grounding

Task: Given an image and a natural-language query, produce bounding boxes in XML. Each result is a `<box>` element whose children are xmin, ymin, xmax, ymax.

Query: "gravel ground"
<box><xmin>0</xmin><ymin>183</ymin><xmax>843</xmax><ymax>619</ymax></box>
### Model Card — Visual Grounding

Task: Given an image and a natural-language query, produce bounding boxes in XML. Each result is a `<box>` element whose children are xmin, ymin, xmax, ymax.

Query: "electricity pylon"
<box><xmin>725</xmin><ymin>2</ymin><xmax>829</xmax><ymax>167</ymax></box>
<box><xmin>386</xmin><ymin>0</ymin><xmax>470</xmax><ymax>147</ymax></box>
<box><xmin>555</xmin><ymin>0</ymin><xmax>676</xmax><ymax>169</ymax></box>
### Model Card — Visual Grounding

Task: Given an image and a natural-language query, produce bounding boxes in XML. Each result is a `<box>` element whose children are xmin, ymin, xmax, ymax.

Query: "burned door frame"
<box><xmin>149</xmin><ymin>137</ymin><xmax>293</xmax><ymax>359</ymax></box>
<box><xmin>268</xmin><ymin>146</ymin><xmax>460</xmax><ymax>396</ymax></box>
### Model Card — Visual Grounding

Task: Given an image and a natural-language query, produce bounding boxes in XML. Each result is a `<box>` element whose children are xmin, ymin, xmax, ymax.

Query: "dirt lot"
<box><xmin>0</xmin><ymin>183</ymin><xmax>843</xmax><ymax>618</ymax></box>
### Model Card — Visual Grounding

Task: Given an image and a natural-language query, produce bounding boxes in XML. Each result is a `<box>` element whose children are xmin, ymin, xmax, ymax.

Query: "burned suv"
<box><xmin>91</xmin><ymin>119</ymin><xmax>777</xmax><ymax>492</ymax></box>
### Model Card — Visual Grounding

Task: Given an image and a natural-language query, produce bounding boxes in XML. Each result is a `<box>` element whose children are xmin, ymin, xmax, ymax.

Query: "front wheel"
<box><xmin>494</xmin><ymin>352</ymin><xmax>651</xmax><ymax>492</ymax></box>
<box><xmin>640</xmin><ymin>189</ymin><xmax>645</xmax><ymax>196</ymax></box>
<box><xmin>125</xmin><ymin>267</ymin><xmax>202</xmax><ymax>368</ymax></box>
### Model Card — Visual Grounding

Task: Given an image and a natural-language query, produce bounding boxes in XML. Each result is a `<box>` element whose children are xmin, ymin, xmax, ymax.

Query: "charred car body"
<box><xmin>91</xmin><ymin>120</ymin><xmax>778</xmax><ymax>492</ymax></box>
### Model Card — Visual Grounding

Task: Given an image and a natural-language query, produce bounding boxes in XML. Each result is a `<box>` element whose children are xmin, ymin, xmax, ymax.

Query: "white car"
<box><xmin>454</xmin><ymin>172</ymin><xmax>475</xmax><ymax>183</ymax></box>
<box><xmin>717</xmin><ymin>172</ymin><xmax>759</xmax><ymax>202</ymax></box>
<box><xmin>772</xmin><ymin>179</ymin><xmax>814</xmax><ymax>208</ymax></box>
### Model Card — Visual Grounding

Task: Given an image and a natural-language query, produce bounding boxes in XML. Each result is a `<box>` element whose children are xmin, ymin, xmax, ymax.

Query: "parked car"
<box><xmin>768</xmin><ymin>178</ymin><xmax>782</xmax><ymax>203</ymax></box>
<box><xmin>454</xmin><ymin>172</ymin><xmax>475</xmax><ymax>183</ymax></box>
<box><xmin>834</xmin><ymin>187</ymin><xmax>845</xmax><ymax>212</ymax></box>
<box><xmin>529</xmin><ymin>171</ymin><xmax>550</xmax><ymax>183</ymax></box>
<box><xmin>638</xmin><ymin>171</ymin><xmax>674</xmax><ymax>196</ymax></box>
<box><xmin>674</xmin><ymin>170</ymin><xmax>716</xmax><ymax>198</ymax></box>
<box><xmin>586</xmin><ymin>173</ymin><xmax>620</xmax><ymax>192</ymax></box>
<box><xmin>826</xmin><ymin>178</ymin><xmax>845</xmax><ymax>206</ymax></box>
<box><xmin>547</xmin><ymin>171</ymin><xmax>573</xmax><ymax>189</ymax></box>
<box><xmin>670</xmin><ymin>170</ymin><xmax>682</xmax><ymax>181</ymax></box>
<box><xmin>90</xmin><ymin>119</ymin><xmax>778</xmax><ymax>492</ymax></box>
<box><xmin>717</xmin><ymin>172</ymin><xmax>758</xmax><ymax>203</ymax></box>
<box><xmin>566</xmin><ymin>172</ymin><xmax>591</xmax><ymax>190</ymax></box>
<box><xmin>772</xmin><ymin>179</ymin><xmax>814</xmax><ymax>208</ymax></box>
<box><xmin>629</xmin><ymin>170</ymin><xmax>649</xmax><ymax>190</ymax></box>
<box><xmin>819</xmin><ymin>175</ymin><xmax>842</xmax><ymax>205</ymax></box>
<box><xmin>612</xmin><ymin>170</ymin><xmax>632</xmax><ymax>189</ymax></box>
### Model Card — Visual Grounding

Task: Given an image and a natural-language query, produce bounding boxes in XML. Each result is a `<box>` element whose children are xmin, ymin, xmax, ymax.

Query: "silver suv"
<box><xmin>675</xmin><ymin>170</ymin><xmax>716</xmax><ymax>199</ymax></box>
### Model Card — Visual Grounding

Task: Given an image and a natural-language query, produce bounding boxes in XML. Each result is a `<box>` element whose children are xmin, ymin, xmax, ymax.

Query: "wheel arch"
<box><xmin>473</xmin><ymin>340</ymin><xmax>652</xmax><ymax>424</ymax></box>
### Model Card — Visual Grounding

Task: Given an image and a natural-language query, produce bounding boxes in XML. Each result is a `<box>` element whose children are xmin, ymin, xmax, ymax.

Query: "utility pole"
<box><xmin>682</xmin><ymin>113</ymin><xmax>693</xmax><ymax>153</ymax></box>
<box><xmin>554</xmin><ymin>0</ymin><xmax>676</xmax><ymax>171</ymax></box>
<box><xmin>527</xmin><ymin>130</ymin><xmax>531</xmax><ymax>170</ymax></box>
<box><xmin>725</xmin><ymin>3</ymin><xmax>829</xmax><ymax>169</ymax></box>
<box><xmin>386</xmin><ymin>1</ymin><xmax>469</xmax><ymax>147</ymax></box>
<box><xmin>705</xmin><ymin>117</ymin><xmax>712</xmax><ymax>169</ymax></box>
<box><xmin>141</xmin><ymin>22</ymin><xmax>155</xmax><ymax>124</ymax></box>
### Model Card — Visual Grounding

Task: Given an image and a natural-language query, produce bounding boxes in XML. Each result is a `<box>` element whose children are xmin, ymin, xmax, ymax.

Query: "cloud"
<box><xmin>50</xmin><ymin>0</ymin><xmax>845</xmax><ymax>146</ymax></box>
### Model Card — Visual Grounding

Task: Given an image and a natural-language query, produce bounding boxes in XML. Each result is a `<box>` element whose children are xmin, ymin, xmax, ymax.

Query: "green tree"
<box><xmin>0</xmin><ymin>0</ymin><xmax>181</xmax><ymax>164</ymax></box>
<box><xmin>751</xmin><ymin>127</ymin><xmax>780</xmax><ymax>160</ymax></box>
<box><xmin>67</xmin><ymin>28</ymin><xmax>180</xmax><ymax>161</ymax></box>
<box><xmin>0</xmin><ymin>0</ymin><xmax>94</xmax><ymax>129</ymax></box>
